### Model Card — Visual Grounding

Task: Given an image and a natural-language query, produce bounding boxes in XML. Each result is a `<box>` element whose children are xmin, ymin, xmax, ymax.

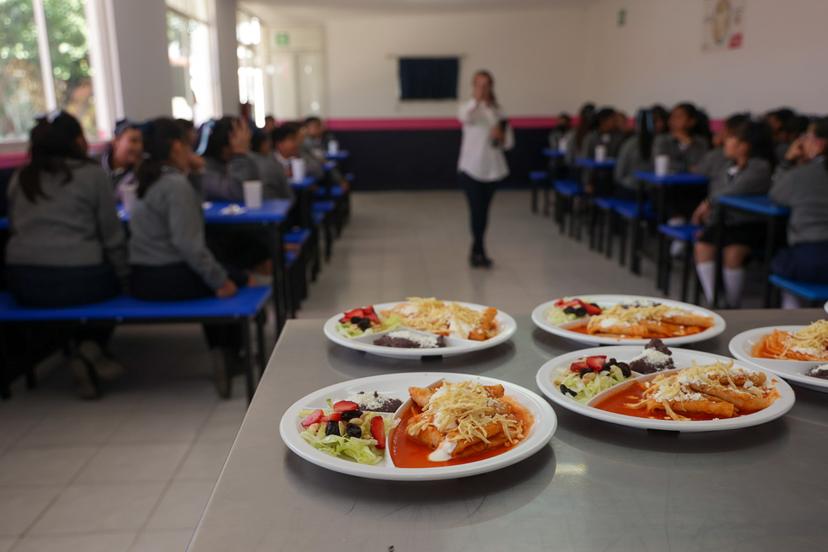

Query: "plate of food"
<box><xmin>323</xmin><ymin>298</ymin><xmax>516</xmax><ymax>358</ymax></box>
<box><xmin>531</xmin><ymin>294</ymin><xmax>725</xmax><ymax>346</ymax></box>
<box><xmin>728</xmin><ymin>321</ymin><xmax>828</xmax><ymax>393</ymax></box>
<box><xmin>279</xmin><ymin>373</ymin><xmax>557</xmax><ymax>480</ymax></box>
<box><xmin>535</xmin><ymin>341</ymin><xmax>794</xmax><ymax>432</ymax></box>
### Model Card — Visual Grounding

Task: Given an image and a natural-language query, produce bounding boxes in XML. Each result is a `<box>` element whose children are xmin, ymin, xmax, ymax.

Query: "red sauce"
<box><xmin>593</xmin><ymin>381</ymin><xmax>734</xmax><ymax>421</ymax></box>
<box><xmin>568</xmin><ymin>322</ymin><xmax>705</xmax><ymax>339</ymax></box>
<box><xmin>389</xmin><ymin>398</ymin><xmax>533</xmax><ymax>468</ymax></box>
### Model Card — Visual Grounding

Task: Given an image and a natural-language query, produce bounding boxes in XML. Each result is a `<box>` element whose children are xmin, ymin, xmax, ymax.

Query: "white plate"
<box><xmin>531</xmin><ymin>294</ymin><xmax>726</xmax><ymax>346</ymax></box>
<box><xmin>535</xmin><ymin>346</ymin><xmax>795</xmax><ymax>432</ymax></box>
<box><xmin>323</xmin><ymin>301</ymin><xmax>517</xmax><ymax>359</ymax></box>
<box><xmin>279</xmin><ymin>372</ymin><xmax>557</xmax><ymax>480</ymax></box>
<box><xmin>729</xmin><ymin>326</ymin><xmax>828</xmax><ymax>393</ymax></box>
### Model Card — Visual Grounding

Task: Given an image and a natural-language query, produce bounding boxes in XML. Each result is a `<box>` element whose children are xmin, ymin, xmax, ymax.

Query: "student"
<box><xmin>175</xmin><ymin>118</ymin><xmax>206</xmax><ymax>175</ymax></box>
<box><xmin>693</xmin><ymin>120</ymin><xmax>775</xmax><ymax>307</ymax></box>
<box><xmin>129</xmin><ymin>117</ymin><xmax>249</xmax><ymax>396</ymax></box>
<box><xmin>614</xmin><ymin>108</ymin><xmax>660</xmax><ymax>195</ymax></box>
<box><xmin>264</xmin><ymin>114</ymin><xmax>277</xmax><ymax>133</ymax></box>
<box><xmin>197</xmin><ymin>116</ymin><xmax>258</xmax><ymax>202</ymax></box>
<box><xmin>654</xmin><ymin>102</ymin><xmax>710</xmax><ymax>173</ymax></box>
<box><xmin>548</xmin><ymin>112</ymin><xmax>572</xmax><ymax>150</ymax></box>
<box><xmin>562</xmin><ymin>103</ymin><xmax>596</xmax><ymax>166</ymax></box>
<box><xmin>769</xmin><ymin>117</ymin><xmax>828</xmax><ymax>308</ymax></box>
<box><xmin>615</xmin><ymin>110</ymin><xmax>633</xmax><ymax>138</ymax></box>
<box><xmin>580</xmin><ymin>107</ymin><xmax>625</xmax><ymax>160</ymax></box>
<box><xmin>694</xmin><ymin>113</ymin><xmax>751</xmax><ymax>179</ymax></box>
<box><xmin>249</xmin><ymin>129</ymin><xmax>293</xmax><ymax>200</ymax></box>
<box><xmin>272</xmin><ymin>123</ymin><xmax>301</xmax><ymax>176</ymax></box>
<box><xmin>101</xmin><ymin>118</ymin><xmax>143</xmax><ymax>197</ymax></box>
<box><xmin>6</xmin><ymin>111</ymin><xmax>128</xmax><ymax>398</ymax></box>
<box><xmin>296</xmin><ymin>123</ymin><xmax>326</xmax><ymax>181</ymax></box>
<box><xmin>457</xmin><ymin>69</ymin><xmax>513</xmax><ymax>268</ymax></box>
<box><xmin>303</xmin><ymin>116</ymin><xmax>333</xmax><ymax>154</ymax></box>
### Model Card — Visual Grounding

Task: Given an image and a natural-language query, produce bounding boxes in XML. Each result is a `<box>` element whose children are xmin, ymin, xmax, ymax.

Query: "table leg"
<box><xmin>270</xmin><ymin>223</ymin><xmax>288</xmax><ymax>340</ymax></box>
<box><xmin>763</xmin><ymin>216</ymin><xmax>777</xmax><ymax>308</ymax></box>
<box><xmin>255</xmin><ymin>311</ymin><xmax>267</xmax><ymax>380</ymax></box>
<box><xmin>242</xmin><ymin>319</ymin><xmax>255</xmax><ymax>402</ymax></box>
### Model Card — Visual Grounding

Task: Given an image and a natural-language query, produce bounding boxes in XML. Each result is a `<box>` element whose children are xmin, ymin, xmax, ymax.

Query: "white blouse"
<box><xmin>457</xmin><ymin>99</ymin><xmax>513</xmax><ymax>182</ymax></box>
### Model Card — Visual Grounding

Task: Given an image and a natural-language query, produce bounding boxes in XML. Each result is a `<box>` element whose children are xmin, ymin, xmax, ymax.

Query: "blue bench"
<box><xmin>553</xmin><ymin>180</ymin><xmax>584</xmax><ymax>237</ymax></box>
<box><xmin>0</xmin><ymin>287</ymin><xmax>272</xmax><ymax>401</ymax></box>
<box><xmin>769</xmin><ymin>274</ymin><xmax>828</xmax><ymax>305</ymax></box>
<box><xmin>283</xmin><ymin>228</ymin><xmax>317</xmax><ymax>314</ymax></box>
<box><xmin>529</xmin><ymin>170</ymin><xmax>550</xmax><ymax>215</ymax></box>
<box><xmin>656</xmin><ymin>224</ymin><xmax>702</xmax><ymax>302</ymax></box>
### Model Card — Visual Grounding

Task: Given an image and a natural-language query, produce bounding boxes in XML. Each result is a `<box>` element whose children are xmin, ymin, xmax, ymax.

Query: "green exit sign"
<box><xmin>276</xmin><ymin>32</ymin><xmax>290</xmax><ymax>46</ymax></box>
<box><xmin>617</xmin><ymin>8</ymin><xmax>626</xmax><ymax>27</ymax></box>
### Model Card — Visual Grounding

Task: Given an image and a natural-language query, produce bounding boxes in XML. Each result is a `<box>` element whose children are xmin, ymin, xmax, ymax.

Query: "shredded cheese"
<box><xmin>782</xmin><ymin>320</ymin><xmax>828</xmax><ymax>357</ymax></box>
<box><xmin>381</xmin><ymin>297</ymin><xmax>495</xmax><ymax>339</ymax></box>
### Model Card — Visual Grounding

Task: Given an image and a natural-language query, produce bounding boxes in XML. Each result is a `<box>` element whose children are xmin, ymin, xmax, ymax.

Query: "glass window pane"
<box><xmin>0</xmin><ymin>0</ymin><xmax>47</xmax><ymax>142</ymax></box>
<box><xmin>167</xmin><ymin>9</ymin><xmax>214</xmax><ymax>124</ymax></box>
<box><xmin>43</xmin><ymin>0</ymin><xmax>97</xmax><ymax>140</ymax></box>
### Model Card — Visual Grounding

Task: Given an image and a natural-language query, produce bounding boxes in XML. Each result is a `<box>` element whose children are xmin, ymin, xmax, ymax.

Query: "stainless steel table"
<box><xmin>189</xmin><ymin>310</ymin><xmax>828</xmax><ymax>552</ymax></box>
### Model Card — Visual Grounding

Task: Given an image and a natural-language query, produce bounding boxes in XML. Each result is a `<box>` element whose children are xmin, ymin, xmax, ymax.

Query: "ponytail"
<box><xmin>136</xmin><ymin>117</ymin><xmax>187</xmax><ymax>198</ymax></box>
<box><xmin>18</xmin><ymin>111</ymin><xmax>90</xmax><ymax>203</ymax></box>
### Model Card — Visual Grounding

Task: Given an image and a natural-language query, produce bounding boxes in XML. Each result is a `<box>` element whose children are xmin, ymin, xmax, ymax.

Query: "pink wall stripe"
<box><xmin>326</xmin><ymin>116</ymin><xmax>560</xmax><ymax>131</ymax></box>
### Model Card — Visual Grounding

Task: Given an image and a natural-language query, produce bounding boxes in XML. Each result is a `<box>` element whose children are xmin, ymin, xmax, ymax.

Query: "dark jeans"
<box><xmin>460</xmin><ymin>172</ymin><xmax>499</xmax><ymax>255</ymax></box>
<box><xmin>5</xmin><ymin>264</ymin><xmax>120</xmax><ymax>346</ymax></box>
<box><xmin>130</xmin><ymin>263</ymin><xmax>245</xmax><ymax>352</ymax></box>
<box><xmin>771</xmin><ymin>242</ymin><xmax>828</xmax><ymax>283</ymax></box>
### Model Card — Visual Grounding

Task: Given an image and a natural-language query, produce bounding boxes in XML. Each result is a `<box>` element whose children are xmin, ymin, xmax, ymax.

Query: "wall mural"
<box><xmin>703</xmin><ymin>0</ymin><xmax>745</xmax><ymax>51</ymax></box>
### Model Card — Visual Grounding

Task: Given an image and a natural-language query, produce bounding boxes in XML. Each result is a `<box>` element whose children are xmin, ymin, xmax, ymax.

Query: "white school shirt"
<box><xmin>457</xmin><ymin>99</ymin><xmax>513</xmax><ymax>182</ymax></box>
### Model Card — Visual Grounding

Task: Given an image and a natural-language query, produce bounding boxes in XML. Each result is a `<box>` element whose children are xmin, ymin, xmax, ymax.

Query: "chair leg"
<box><xmin>680</xmin><ymin>242</ymin><xmax>693</xmax><ymax>302</ymax></box>
<box><xmin>242</xmin><ymin>320</ymin><xmax>255</xmax><ymax>403</ymax></box>
<box><xmin>662</xmin><ymin>239</ymin><xmax>673</xmax><ymax>298</ymax></box>
<box><xmin>618</xmin><ymin>222</ymin><xmax>628</xmax><ymax>266</ymax></box>
<box><xmin>604</xmin><ymin>212</ymin><xmax>614</xmax><ymax>259</ymax></box>
<box><xmin>543</xmin><ymin>187</ymin><xmax>550</xmax><ymax>216</ymax></box>
<box><xmin>255</xmin><ymin>311</ymin><xmax>267</xmax><ymax>380</ymax></box>
<box><xmin>531</xmin><ymin>184</ymin><xmax>538</xmax><ymax>213</ymax></box>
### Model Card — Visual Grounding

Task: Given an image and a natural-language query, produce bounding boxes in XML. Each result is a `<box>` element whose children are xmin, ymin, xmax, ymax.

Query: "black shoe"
<box><xmin>470</xmin><ymin>253</ymin><xmax>484</xmax><ymax>267</ymax></box>
<box><xmin>479</xmin><ymin>255</ymin><xmax>493</xmax><ymax>268</ymax></box>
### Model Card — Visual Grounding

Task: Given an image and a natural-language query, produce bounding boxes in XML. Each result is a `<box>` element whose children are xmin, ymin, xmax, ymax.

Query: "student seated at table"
<box><xmin>693</xmin><ymin>120</ymin><xmax>775</xmax><ymax>308</ymax></box>
<box><xmin>769</xmin><ymin>116</ymin><xmax>828</xmax><ymax>308</ymax></box>
<box><xmin>561</xmin><ymin>102</ymin><xmax>596</xmax><ymax>166</ymax></box>
<box><xmin>6</xmin><ymin>111</ymin><xmax>129</xmax><ymax>398</ymax></box>
<box><xmin>299</xmin><ymin>118</ymin><xmax>350</xmax><ymax>192</ymax></box>
<box><xmin>175</xmin><ymin>118</ymin><xmax>206</xmax><ymax>176</ymax></box>
<box><xmin>614</xmin><ymin>107</ymin><xmax>663</xmax><ymax>197</ymax></box>
<box><xmin>249</xmin><ymin>129</ymin><xmax>293</xmax><ymax>200</ymax></box>
<box><xmin>264</xmin><ymin>114</ymin><xmax>277</xmax><ymax>133</ymax></box>
<box><xmin>654</xmin><ymin>102</ymin><xmax>710</xmax><ymax>173</ymax></box>
<box><xmin>129</xmin><ymin>117</ymin><xmax>250</xmax><ymax>396</ymax></box>
<box><xmin>548</xmin><ymin>112</ymin><xmax>572</xmax><ymax>150</ymax></box>
<box><xmin>694</xmin><ymin>113</ymin><xmax>751</xmax><ymax>179</ymax></box>
<box><xmin>100</xmin><ymin>118</ymin><xmax>143</xmax><ymax>199</ymax></box>
<box><xmin>615</xmin><ymin>110</ymin><xmax>633</xmax><ymax>139</ymax></box>
<box><xmin>303</xmin><ymin>116</ymin><xmax>334</xmax><ymax>154</ymax></box>
<box><xmin>765</xmin><ymin>107</ymin><xmax>796</xmax><ymax>163</ymax></box>
<box><xmin>197</xmin><ymin>116</ymin><xmax>258</xmax><ymax>202</ymax></box>
<box><xmin>272</xmin><ymin>122</ymin><xmax>301</xmax><ymax>179</ymax></box>
<box><xmin>580</xmin><ymin>107</ymin><xmax>624</xmax><ymax>160</ymax></box>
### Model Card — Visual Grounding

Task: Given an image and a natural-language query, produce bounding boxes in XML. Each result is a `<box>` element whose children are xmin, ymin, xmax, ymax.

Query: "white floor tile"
<box><xmin>10</xmin><ymin>533</ymin><xmax>135</xmax><ymax>552</ymax></box>
<box><xmin>175</xmin><ymin>441</ymin><xmax>233</xmax><ymax>481</ymax></box>
<box><xmin>74</xmin><ymin>444</ymin><xmax>190</xmax><ymax>484</ymax></box>
<box><xmin>29</xmin><ymin>483</ymin><xmax>165</xmax><ymax>535</ymax></box>
<box><xmin>108</xmin><ymin>412</ymin><xmax>209</xmax><ymax>445</ymax></box>
<box><xmin>146</xmin><ymin>480</ymin><xmax>215</xmax><ymax>530</ymax></box>
<box><xmin>17</xmin><ymin>416</ymin><xmax>124</xmax><ymax>448</ymax></box>
<box><xmin>0</xmin><ymin>447</ymin><xmax>96</xmax><ymax>487</ymax></box>
<box><xmin>0</xmin><ymin>537</ymin><xmax>15</xmax><ymax>552</ymax></box>
<box><xmin>0</xmin><ymin>487</ymin><xmax>61</xmax><ymax>537</ymax></box>
<box><xmin>130</xmin><ymin>529</ymin><xmax>192</xmax><ymax>552</ymax></box>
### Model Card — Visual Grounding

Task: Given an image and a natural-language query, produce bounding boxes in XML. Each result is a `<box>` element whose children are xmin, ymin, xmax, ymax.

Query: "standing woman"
<box><xmin>457</xmin><ymin>70</ymin><xmax>513</xmax><ymax>268</ymax></box>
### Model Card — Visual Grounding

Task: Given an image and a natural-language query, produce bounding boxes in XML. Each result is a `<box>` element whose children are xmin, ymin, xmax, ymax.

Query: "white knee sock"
<box><xmin>781</xmin><ymin>291</ymin><xmax>803</xmax><ymax>309</ymax></box>
<box><xmin>723</xmin><ymin>267</ymin><xmax>745</xmax><ymax>308</ymax></box>
<box><xmin>696</xmin><ymin>261</ymin><xmax>716</xmax><ymax>304</ymax></box>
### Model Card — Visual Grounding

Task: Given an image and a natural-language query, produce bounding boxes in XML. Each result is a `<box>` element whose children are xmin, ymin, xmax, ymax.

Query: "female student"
<box><xmin>580</xmin><ymin>107</ymin><xmax>625</xmax><ymax>160</ymax></box>
<box><xmin>562</xmin><ymin>103</ymin><xmax>596</xmax><ymax>166</ymax></box>
<box><xmin>693</xmin><ymin>119</ymin><xmax>775</xmax><ymax>308</ymax></box>
<box><xmin>614</xmin><ymin>108</ymin><xmax>661</xmax><ymax>195</ymax></box>
<box><xmin>654</xmin><ymin>102</ymin><xmax>710</xmax><ymax>173</ymax></box>
<box><xmin>197</xmin><ymin>116</ymin><xmax>258</xmax><ymax>202</ymax></box>
<box><xmin>101</xmin><ymin>118</ymin><xmax>143</xmax><ymax>197</ymax></box>
<box><xmin>769</xmin><ymin>117</ymin><xmax>828</xmax><ymax>308</ymax></box>
<box><xmin>457</xmin><ymin>69</ymin><xmax>513</xmax><ymax>268</ymax></box>
<box><xmin>249</xmin><ymin>129</ymin><xmax>293</xmax><ymax>200</ymax></box>
<box><xmin>129</xmin><ymin>117</ymin><xmax>249</xmax><ymax>396</ymax></box>
<box><xmin>694</xmin><ymin>113</ymin><xmax>750</xmax><ymax>180</ymax></box>
<box><xmin>6</xmin><ymin>111</ymin><xmax>128</xmax><ymax>398</ymax></box>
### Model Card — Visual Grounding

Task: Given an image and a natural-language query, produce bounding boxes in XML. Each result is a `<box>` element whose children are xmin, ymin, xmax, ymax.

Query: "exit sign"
<box><xmin>617</xmin><ymin>8</ymin><xmax>627</xmax><ymax>27</ymax></box>
<box><xmin>276</xmin><ymin>32</ymin><xmax>289</xmax><ymax>46</ymax></box>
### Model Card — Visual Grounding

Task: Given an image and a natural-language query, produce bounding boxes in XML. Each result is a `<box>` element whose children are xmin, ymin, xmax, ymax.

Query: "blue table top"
<box><xmin>542</xmin><ymin>148</ymin><xmax>565</xmax><ymax>159</ymax></box>
<box><xmin>325</xmin><ymin>151</ymin><xmax>349</xmax><ymax>161</ymax></box>
<box><xmin>323</xmin><ymin>161</ymin><xmax>337</xmax><ymax>171</ymax></box>
<box><xmin>0</xmin><ymin>286</ymin><xmax>272</xmax><ymax>321</ymax></box>
<box><xmin>635</xmin><ymin>171</ymin><xmax>708</xmax><ymax>186</ymax></box>
<box><xmin>576</xmin><ymin>158</ymin><xmax>616</xmax><ymax>170</ymax></box>
<box><xmin>289</xmin><ymin>176</ymin><xmax>316</xmax><ymax>190</ymax></box>
<box><xmin>718</xmin><ymin>195</ymin><xmax>790</xmax><ymax>217</ymax></box>
<box><xmin>119</xmin><ymin>199</ymin><xmax>292</xmax><ymax>225</ymax></box>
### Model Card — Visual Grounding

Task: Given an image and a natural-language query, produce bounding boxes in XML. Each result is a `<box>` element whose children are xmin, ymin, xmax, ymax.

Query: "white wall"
<box><xmin>322</xmin><ymin>6</ymin><xmax>587</xmax><ymax>118</ymax></box>
<box><xmin>581</xmin><ymin>0</ymin><xmax>828</xmax><ymax>117</ymax></box>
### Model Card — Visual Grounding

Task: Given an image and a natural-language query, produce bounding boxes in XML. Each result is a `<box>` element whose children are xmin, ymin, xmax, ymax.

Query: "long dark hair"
<box><xmin>473</xmin><ymin>69</ymin><xmax>498</xmax><ymax>108</ymax></box>
<box><xmin>574</xmin><ymin>102</ymin><xmax>596</xmax><ymax>150</ymax></box>
<box><xmin>197</xmin><ymin>116</ymin><xmax>236</xmax><ymax>161</ymax></box>
<box><xmin>136</xmin><ymin>117</ymin><xmax>187</xmax><ymax>198</ymax></box>
<box><xmin>635</xmin><ymin>108</ymin><xmax>657</xmax><ymax>161</ymax></box>
<box><xmin>812</xmin><ymin>117</ymin><xmax>828</xmax><ymax>171</ymax></box>
<box><xmin>17</xmin><ymin>111</ymin><xmax>90</xmax><ymax>203</ymax></box>
<box><xmin>732</xmin><ymin>119</ymin><xmax>775</xmax><ymax>167</ymax></box>
<box><xmin>694</xmin><ymin>108</ymin><xmax>713</xmax><ymax>144</ymax></box>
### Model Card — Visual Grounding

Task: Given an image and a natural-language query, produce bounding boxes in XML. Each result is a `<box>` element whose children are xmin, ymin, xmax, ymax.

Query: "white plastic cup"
<box><xmin>595</xmin><ymin>144</ymin><xmax>607</xmax><ymax>162</ymax></box>
<box><xmin>121</xmin><ymin>184</ymin><xmax>138</xmax><ymax>215</ymax></box>
<box><xmin>290</xmin><ymin>158</ymin><xmax>307</xmax><ymax>182</ymax></box>
<box><xmin>558</xmin><ymin>137</ymin><xmax>568</xmax><ymax>154</ymax></box>
<box><xmin>327</xmin><ymin>139</ymin><xmax>339</xmax><ymax>155</ymax></box>
<box><xmin>243</xmin><ymin>180</ymin><xmax>263</xmax><ymax>209</ymax></box>
<box><xmin>655</xmin><ymin>154</ymin><xmax>670</xmax><ymax>177</ymax></box>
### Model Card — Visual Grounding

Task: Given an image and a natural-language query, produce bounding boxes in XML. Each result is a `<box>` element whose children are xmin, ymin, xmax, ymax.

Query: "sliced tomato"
<box><xmin>300</xmin><ymin>409</ymin><xmax>324</xmax><ymax>428</ymax></box>
<box><xmin>333</xmin><ymin>400</ymin><xmax>359</xmax><ymax>413</ymax></box>
<box><xmin>570</xmin><ymin>360</ymin><xmax>589</xmax><ymax>373</ymax></box>
<box><xmin>586</xmin><ymin>356</ymin><xmax>607</xmax><ymax>372</ymax></box>
<box><xmin>584</xmin><ymin>302</ymin><xmax>602</xmax><ymax>316</ymax></box>
<box><xmin>370</xmin><ymin>416</ymin><xmax>386</xmax><ymax>449</ymax></box>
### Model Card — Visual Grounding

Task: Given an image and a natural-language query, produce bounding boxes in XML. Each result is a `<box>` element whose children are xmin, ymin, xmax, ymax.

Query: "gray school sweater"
<box><xmin>128</xmin><ymin>168</ymin><xmax>228</xmax><ymax>290</ymax></box>
<box><xmin>199</xmin><ymin>154</ymin><xmax>259</xmax><ymax>202</ymax></box>
<box><xmin>300</xmin><ymin>144</ymin><xmax>326</xmax><ymax>180</ymax></box>
<box><xmin>693</xmin><ymin>148</ymin><xmax>729</xmax><ymax>179</ymax></box>
<box><xmin>614</xmin><ymin>135</ymin><xmax>654</xmax><ymax>190</ymax></box>
<box><xmin>653</xmin><ymin>134</ymin><xmax>709</xmax><ymax>173</ymax></box>
<box><xmin>249</xmin><ymin>152</ymin><xmax>294</xmax><ymax>200</ymax></box>
<box><xmin>6</xmin><ymin>160</ymin><xmax>128</xmax><ymax>277</ymax></box>
<box><xmin>769</xmin><ymin>159</ymin><xmax>828</xmax><ymax>245</ymax></box>
<box><xmin>707</xmin><ymin>158</ymin><xmax>772</xmax><ymax>227</ymax></box>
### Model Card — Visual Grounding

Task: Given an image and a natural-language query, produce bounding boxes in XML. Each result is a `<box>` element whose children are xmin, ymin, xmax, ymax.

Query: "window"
<box><xmin>166</xmin><ymin>0</ymin><xmax>215</xmax><ymax>124</ymax></box>
<box><xmin>0</xmin><ymin>0</ymin><xmax>101</xmax><ymax>142</ymax></box>
<box><xmin>236</xmin><ymin>11</ymin><xmax>265</xmax><ymax>127</ymax></box>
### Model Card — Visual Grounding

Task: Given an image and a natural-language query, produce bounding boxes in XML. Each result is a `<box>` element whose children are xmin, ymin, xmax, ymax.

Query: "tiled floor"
<box><xmin>0</xmin><ymin>190</ymin><xmax>761</xmax><ymax>550</ymax></box>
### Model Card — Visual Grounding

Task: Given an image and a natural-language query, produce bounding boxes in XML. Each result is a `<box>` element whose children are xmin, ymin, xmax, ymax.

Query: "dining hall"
<box><xmin>0</xmin><ymin>0</ymin><xmax>826</xmax><ymax>550</ymax></box>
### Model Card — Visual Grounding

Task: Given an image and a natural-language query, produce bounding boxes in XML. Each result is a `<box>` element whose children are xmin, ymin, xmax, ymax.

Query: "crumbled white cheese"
<box><xmin>631</xmin><ymin>348</ymin><xmax>671</xmax><ymax>366</ymax></box>
<box><xmin>347</xmin><ymin>391</ymin><xmax>395</xmax><ymax>411</ymax></box>
<box><xmin>428</xmin><ymin>439</ymin><xmax>457</xmax><ymax>462</ymax></box>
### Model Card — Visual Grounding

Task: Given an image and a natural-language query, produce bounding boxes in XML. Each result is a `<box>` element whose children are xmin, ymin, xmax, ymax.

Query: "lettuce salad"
<box><xmin>299</xmin><ymin>407</ymin><xmax>393</xmax><ymax>465</ymax></box>
<box><xmin>555</xmin><ymin>365</ymin><xmax>630</xmax><ymax>403</ymax></box>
